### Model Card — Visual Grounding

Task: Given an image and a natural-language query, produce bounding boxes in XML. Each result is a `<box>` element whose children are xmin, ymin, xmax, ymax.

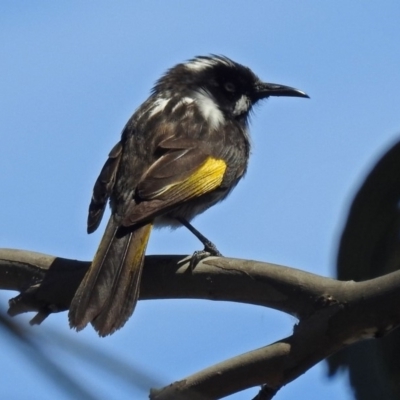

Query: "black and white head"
<box><xmin>152</xmin><ymin>55</ymin><xmax>308</xmax><ymax>126</ymax></box>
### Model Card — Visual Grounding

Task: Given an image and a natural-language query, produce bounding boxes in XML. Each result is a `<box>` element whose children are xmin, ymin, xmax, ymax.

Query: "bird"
<box><xmin>68</xmin><ymin>55</ymin><xmax>308</xmax><ymax>336</ymax></box>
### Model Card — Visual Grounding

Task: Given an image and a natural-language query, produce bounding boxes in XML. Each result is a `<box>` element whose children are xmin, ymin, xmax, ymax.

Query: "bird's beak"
<box><xmin>254</xmin><ymin>82</ymin><xmax>309</xmax><ymax>100</ymax></box>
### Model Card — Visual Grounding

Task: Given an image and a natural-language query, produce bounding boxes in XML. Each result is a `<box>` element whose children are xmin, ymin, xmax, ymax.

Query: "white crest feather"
<box><xmin>185</xmin><ymin>56</ymin><xmax>234</xmax><ymax>72</ymax></box>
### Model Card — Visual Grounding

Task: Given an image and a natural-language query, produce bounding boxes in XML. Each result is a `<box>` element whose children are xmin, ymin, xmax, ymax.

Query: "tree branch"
<box><xmin>0</xmin><ymin>248</ymin><xmax>343</xmax><ymax>320</ymax></box>
<box><xmin>1</xmin><ymin>247</ymin><xmax>400</xmax><ymax>399</ymax></box>
<box><xmin>151</xmin><ymin>271</ymin><xmax>400</xmax><ymax>399</ymax></box>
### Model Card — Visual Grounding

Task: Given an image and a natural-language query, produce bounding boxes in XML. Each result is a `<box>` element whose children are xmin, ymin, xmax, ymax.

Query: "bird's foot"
<box><xmin>188</xmin><ymin>241</ymin><xmax>223</xmax><ymax>271</ymax></box>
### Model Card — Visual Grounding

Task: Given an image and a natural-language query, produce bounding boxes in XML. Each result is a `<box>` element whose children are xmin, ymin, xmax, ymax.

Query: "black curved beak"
<box><xmin>254</xmin><ymin>82</ymin><xmax>309</xmax><ymax>100</ymax></box>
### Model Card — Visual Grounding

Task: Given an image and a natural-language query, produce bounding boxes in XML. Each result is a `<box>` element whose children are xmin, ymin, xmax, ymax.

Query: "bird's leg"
<box><xmin>177</xmin><ymin>217</ymin><xmax>222</xmax><ymax>255</ymax></box>
<box><xmin>177</xmin><ymin>217</ymin><xmax>223</xmax><ymax>269</ymax></box>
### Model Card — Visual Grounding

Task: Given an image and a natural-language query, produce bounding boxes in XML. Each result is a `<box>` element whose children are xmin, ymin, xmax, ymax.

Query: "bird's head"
<box><xmin>153</xmin><ymin>55</ymin><xmax>308</xmax><ymax>124</ymax></box>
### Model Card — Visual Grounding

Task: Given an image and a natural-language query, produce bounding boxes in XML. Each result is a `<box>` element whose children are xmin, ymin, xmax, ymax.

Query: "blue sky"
<box><xmin>1</xmin><ymin>2</ymin><xmax>400</xmax><ymax>399</ymax></box>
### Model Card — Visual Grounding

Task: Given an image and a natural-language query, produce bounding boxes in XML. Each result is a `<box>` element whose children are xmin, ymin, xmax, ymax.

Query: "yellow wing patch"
<box><xmin>176</xmin><ymin>157</ymin><xmax>226</xmax><ymax>197</ymax></box>
<box><xmin>122</xmin><ymin>157</ymin><xmax>227</xmax><ymax>225</ymax></box>
<box><xmin>170</xmin><ymin>157</ymin><xmax>227</xmax><ymax>199</ymax></box>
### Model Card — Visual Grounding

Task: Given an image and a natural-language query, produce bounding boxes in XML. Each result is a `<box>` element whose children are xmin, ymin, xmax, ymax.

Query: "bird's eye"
<box><xmin>224</xmin><ymin>82</ymin><xmax>236</xmax><ymax>92</ymax></box>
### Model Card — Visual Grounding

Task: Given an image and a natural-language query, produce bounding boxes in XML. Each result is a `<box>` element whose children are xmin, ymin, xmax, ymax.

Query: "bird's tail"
<box><xmin>69</xmin><ymin>217</ymin><xmax>152</xmax><ymax>336</ymax></box>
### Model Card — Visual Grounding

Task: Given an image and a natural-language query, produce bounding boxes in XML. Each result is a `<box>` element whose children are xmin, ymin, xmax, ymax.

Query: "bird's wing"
<box><xmin>122</xmin><ymin>138</ymin><xmax>227</xmax><ymax>225</ymax></box>
<box><xmin>87</xmin><ymin>141</ymin><xmax>123</xmax><ymax>233</ymax></box>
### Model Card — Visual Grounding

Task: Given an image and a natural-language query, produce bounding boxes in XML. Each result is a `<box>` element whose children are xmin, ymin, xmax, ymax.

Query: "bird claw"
<box><xmin>188</xmin><ymin>244</ymin><xmax>223</xmax><ymax>271</ymax></box>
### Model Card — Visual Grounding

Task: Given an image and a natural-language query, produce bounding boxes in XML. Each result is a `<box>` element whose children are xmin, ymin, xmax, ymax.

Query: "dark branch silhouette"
<box><xmin>328</xmin><ymin>138</ymin><xmax>400</xmax><ymax>400</ymax></box>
